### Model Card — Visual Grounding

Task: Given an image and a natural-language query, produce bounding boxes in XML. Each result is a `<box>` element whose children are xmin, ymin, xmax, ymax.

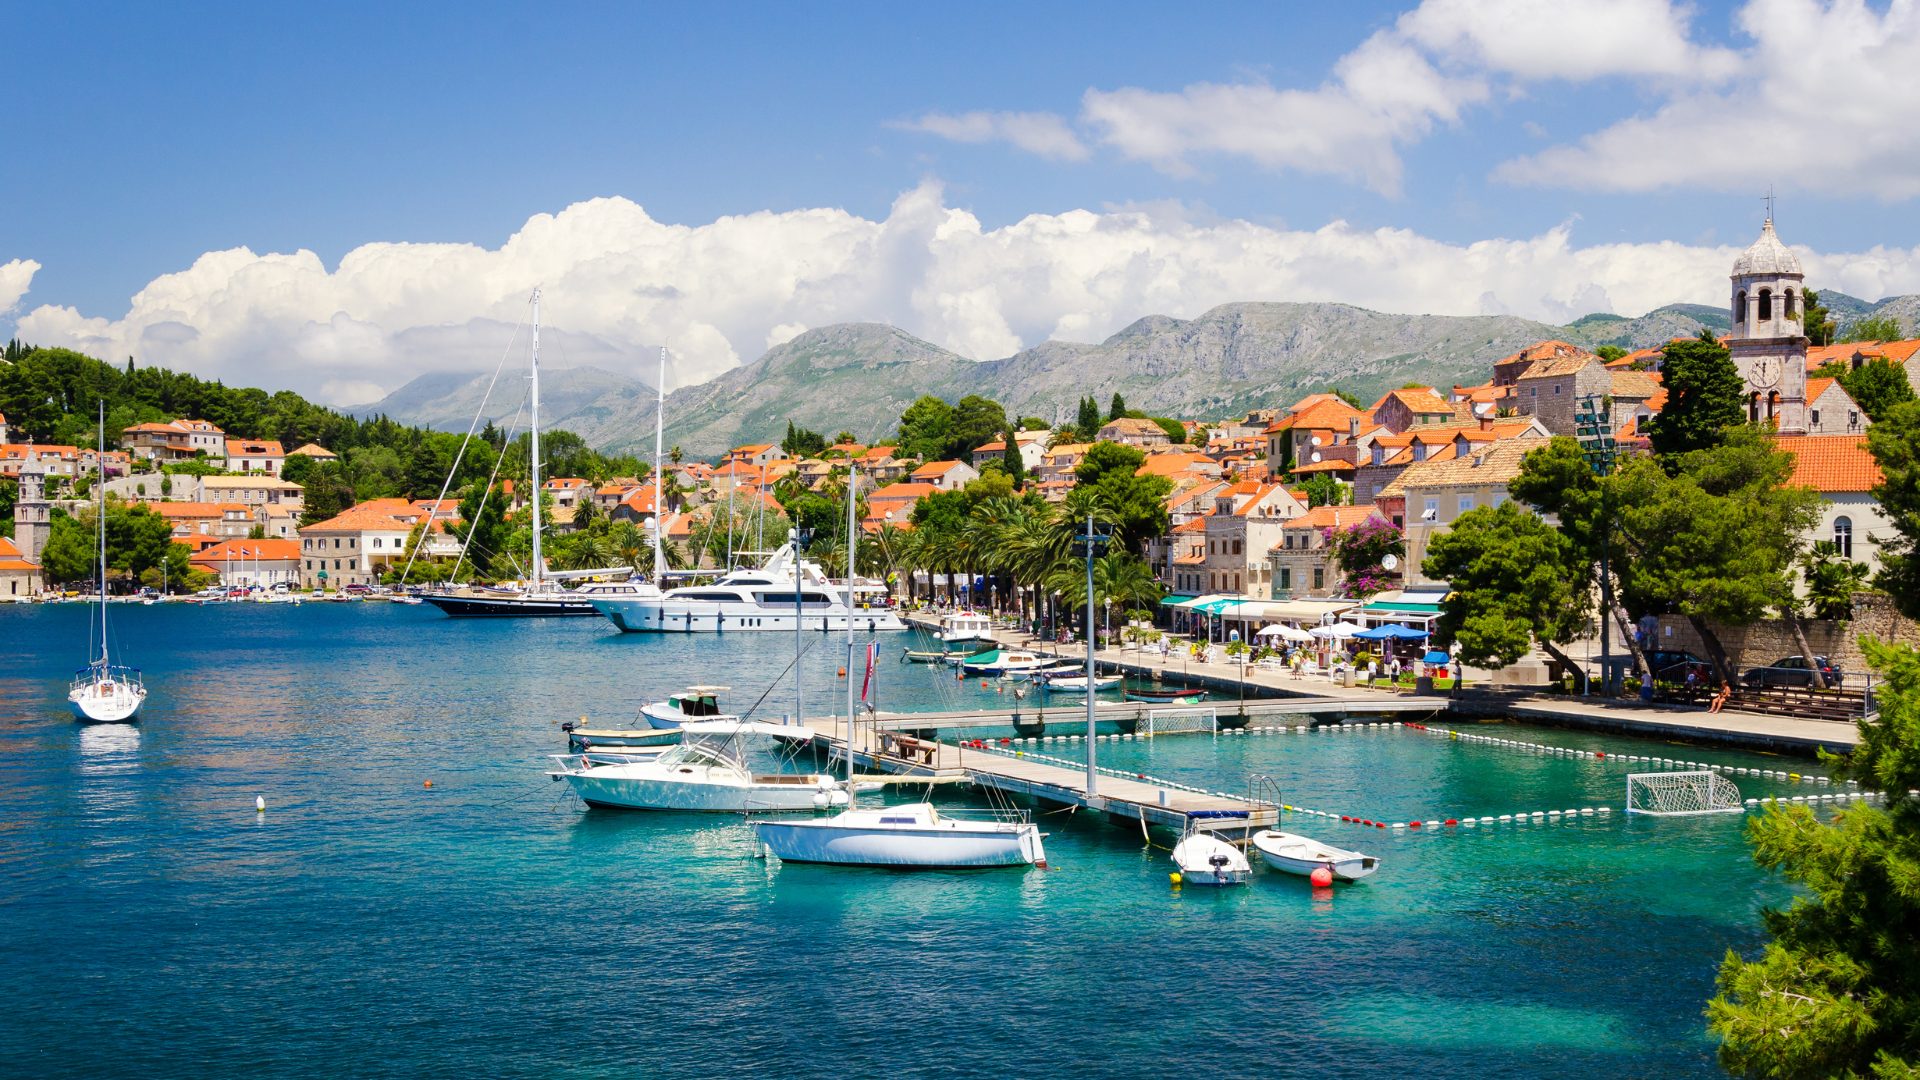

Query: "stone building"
<box><xmin>12</xmin><ymin>452</ymin><xmax>50</xmax><ymax>566</ymax></box>
<box><xmin>1727</xmin><ymin>219</ymin><xmax>1810</xmax><ymax>433</ymax></box>
<box><xmin>1514</xmin><ymin>352</ymin><xmax>1611</xmax><ymax>435</ymax></box>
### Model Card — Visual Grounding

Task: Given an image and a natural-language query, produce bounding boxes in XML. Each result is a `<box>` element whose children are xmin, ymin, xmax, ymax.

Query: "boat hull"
<box><xmin>593</xmin><ymin>598</ymin><xmax>907</xmax><ymax>633</ymax></box>
<box><xmin>1251</xmin><ymin>830</ymin><xmax>1379</xmax><ymax>881</ymax></box>
<box><xmin>1172</xmin><ymin>834</ymin><xmax>1251</xmax><ymax>885</ymax></box>
<box><xmin>563</xmin><ymin>770</ymin><xmax>830</xmax><ymax>812</ymax></box>
<box><xmin>69</xmin><ymin>687</ymin><xmax>145</xmax><ymax>723</ymax></box>
<box><xmin>422</xmin><ymin>594</ymin><xmax>603</xmax><ymax>617</ymax></box>
<box><xmin>752</xmin><ymin>820</ymin><xmax>1045</xmax><ymax>868</ymax></box>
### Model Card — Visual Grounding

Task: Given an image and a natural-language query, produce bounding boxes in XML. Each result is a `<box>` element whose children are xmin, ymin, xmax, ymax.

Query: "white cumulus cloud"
<box><xmin>893</xmin><ymin>110</ymin><xmax>1090</xmax><ymax>160</ymax></box>
<box><xmin>0</xmin><ymin>259</ymin><xmax>39</xmax><ymax>316</ymax></box>
<box><xmin>1496</xmin><ymin>0</ymin><xmax>1920</xmax><ymax>198</ymax></box>
<box><xmin>13</xmin><ymin>182</ymin><xmax>1919</xmax><ymax>406</ymax></box>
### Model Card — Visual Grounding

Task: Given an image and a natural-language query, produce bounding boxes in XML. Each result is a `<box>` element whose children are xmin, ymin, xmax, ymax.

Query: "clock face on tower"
<box><xmin>1752</xmin><ymin>357</ymin><xmax>1782</xmax><ymax>388</ymax></box>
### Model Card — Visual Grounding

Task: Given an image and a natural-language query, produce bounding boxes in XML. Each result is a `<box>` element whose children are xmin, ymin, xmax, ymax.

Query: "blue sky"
<box><xmin>5</xmin><ymin>0</ymin><xmax>1917</xmax><ymax>399</ymax></box>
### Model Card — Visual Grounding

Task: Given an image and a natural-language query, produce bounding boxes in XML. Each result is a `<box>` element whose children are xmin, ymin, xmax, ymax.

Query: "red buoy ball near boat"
<box><xmin>1310</xmin><ymin>867</ymin><xmax>1334</xmax><ymax>887</ymax></box>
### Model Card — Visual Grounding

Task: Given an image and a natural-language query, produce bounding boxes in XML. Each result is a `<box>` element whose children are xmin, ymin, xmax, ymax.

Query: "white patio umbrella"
<box><xmin>1310</xmin><ymin>621</ymin><xmax>1367</xmax><ymax>639</ymax></box>
<box><xmin>1256</xmin><ymin>623</ymin><xmax>1313</xmax><ymax>641</ymax></box>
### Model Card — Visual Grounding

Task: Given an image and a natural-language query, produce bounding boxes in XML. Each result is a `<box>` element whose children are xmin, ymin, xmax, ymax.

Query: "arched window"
<box><xmin>1749</xmin><ymin>392</ymin><xmax>1761</xmax><ymax>422</ymax></box>
<box><xmin>1784</xmin><ymin>289</ymin><xmax>1797</xmax><ymax>317</ymax></box>
<box><xmin>1735</xmin><ymin>291</ymin><xmax>1747</xmax><ymax>323</ymax></box>
<box><xmin>1767</xmin><ymin>391</ymin><xmax>1780</xmax><ymax>420</ymax></box>
<box><xmin>1835</xmin><ymin>517</ymin><xmax>1853</xmax><ymax>559</ymax></box>
<box><xmin>1759</xmin><ymin>289</ymin><xmax>1773</xmax><ymax>320</ymax></box>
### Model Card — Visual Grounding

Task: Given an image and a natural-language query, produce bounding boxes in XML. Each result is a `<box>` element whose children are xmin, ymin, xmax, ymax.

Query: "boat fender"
<box><xmin>1169</xmin><ymin>872</ymin><xmax>1182</xmax><ymax>885</ymax></box>
<box><xmin>812</xmin><ymin>792</ymin><xmax>829</xmax><ymax>808</ymax></box>
<box><xmin>1310</xmin><ymin>867</ymin><xmax>1333</xmax><ymax>886</ymax></box>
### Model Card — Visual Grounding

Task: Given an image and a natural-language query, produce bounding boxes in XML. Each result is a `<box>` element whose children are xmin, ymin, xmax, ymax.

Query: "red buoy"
<box><xmin>1310</xmin><ymin>867</ymin><xmax>1334</xmax><ymax>886</ymax></box>
<box><xmin>1445</xmin><ymin>819</ymin><xmax>1459</xmax><ymax>825</ymax></box>
<box><xmin>1376</xmin><ymin>821</ymin><xmax>1385</xmax><ymax>828</ymax></box>
<box><xmin>1408</xmin><ymin>820</ymin><xmax>1421</xmax><ymax>828</ymax></box>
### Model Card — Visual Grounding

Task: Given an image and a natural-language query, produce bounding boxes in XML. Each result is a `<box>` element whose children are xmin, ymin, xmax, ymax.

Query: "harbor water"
<box><xmin>0</xmin><ymin>603</ymin><xmax>1801</xmax><ymax>1077</ymax></box>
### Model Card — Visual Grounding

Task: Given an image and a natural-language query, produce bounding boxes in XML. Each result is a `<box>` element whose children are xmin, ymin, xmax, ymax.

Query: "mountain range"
<box><xmin>346</xmin><ymin>292</ymin><xmax>1916</xmax><ymax>461</ymax></box>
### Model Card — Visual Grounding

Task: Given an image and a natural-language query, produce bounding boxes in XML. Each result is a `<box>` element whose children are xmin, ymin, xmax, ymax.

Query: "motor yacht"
<box><xmin>589</xmin><ymin>542</ymin><xmax>906</xmax><ymax>633</ymax></box>
<box><xmin>639</xmin><ymin>685</ymin><xmax>732</xmax><ymax>729</ymax></box>
<box><xmin>937</xmin><ymin>610</ymin><xmax>996</xmax><ymax>645</ymax></box>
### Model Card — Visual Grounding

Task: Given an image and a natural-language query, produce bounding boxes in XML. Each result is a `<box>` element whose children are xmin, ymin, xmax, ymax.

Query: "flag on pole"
<box><xmin>860</xmin><ymin>641</ymin><xmax>878</xmax><ymax>703</ymax></box>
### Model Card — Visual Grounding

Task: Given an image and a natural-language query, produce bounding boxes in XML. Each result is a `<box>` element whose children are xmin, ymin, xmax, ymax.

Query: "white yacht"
<box><xmin>753</xmin><ymin>802</ymin><xmax>1047</xmax><ymax>869</ymax></box>
<box><xmin>549</xmin><ymin>725</ymin><xmax>843</xmax><ymax>812</ymax></box>
<box><xmin>589</xmin><ymin>542</ymin><xmax>906</xmax><ymax>634</ymax></box>
<box><xmin>639</xmin><ymin>685</ymin><xmax>732</xmax><ymax>729</ymax></box>
<box><xmin>938</xmin><ymin>610</ymin><xmax>996</xmax><ymax>645</ymax></box>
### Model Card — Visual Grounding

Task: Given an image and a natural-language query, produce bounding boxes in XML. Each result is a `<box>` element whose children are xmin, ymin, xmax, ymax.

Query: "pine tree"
<box><xmin>1648</xmin><ymin>334</ymin><xmax>1745</xmax><ymax>459</ymax></box>
<box><xmin>1708</xmin><ymin>639</ymin><xmax>1920</xmax><ymax>1077</ymax></box>
<box><xmin>1803</xmin><ymin>289</ymin><xmax>1836</xmax><ymax>347</ymax></box>
<box><xmin>1109</xmin><ymin>392</ymin><xmax>1128</xmax><ymax>421</ymax></box>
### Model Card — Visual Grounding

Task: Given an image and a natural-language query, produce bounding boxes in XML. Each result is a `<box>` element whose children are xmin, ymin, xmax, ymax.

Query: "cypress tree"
<box><xmin>1076</xmin><ymin>396</ymin><xmax>1102</xmax><ymax>440</ymax></box>
<box><xmin>1001</xmin><ymin>427</ymin><xmax>1026</xmax><ymax>488</ymax></box>
<box><xmin>1109</xmin><ymin>392</ymin><xmax>1128</xmax><ymax>421</ymax></box>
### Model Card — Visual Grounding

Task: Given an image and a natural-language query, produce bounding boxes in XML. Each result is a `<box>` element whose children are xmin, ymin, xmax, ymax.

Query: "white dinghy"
<box><xmin>1250</xmin><ymin>830</ymin><xmax>1380</xmax><ymax>882</ymax></box>
<box><xmin>1171</xmin><ymin>828</ymin><xmax>1250</xmax><ymax>886</ymax></box>
<box><xmin>752</xmin><ymin>801</ymin><xmax>1046</xmax><ymax>869</ymax></box>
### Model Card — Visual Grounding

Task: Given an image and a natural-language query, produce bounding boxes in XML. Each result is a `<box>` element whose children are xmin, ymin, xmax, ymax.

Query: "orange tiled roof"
<box><xmin>193</xmin><ymin>538</ymin><xmax>301</xmax><ymax>562</ymax></box>
<box><xmin>1777</xmin><ymin>435</ymin><xmax>1883</xmax><ymax>492</ymax></box>
<box><xmin>1267</xmin><ymin>398</ymin><xmax>1361</xmax><ymax>434</ymax></box>
<box><xmin>1386</xmin><ymin>387</ymin><xmax>1450</xmax><ymax>413</ymax></box>
<box><xmin>911</xmin><ymin>460</ymin><xmax>967</xmax><ymax>476</ymax></box>
<box><xmin>1289</xmin><ymin>504</ymin><xmax>1384</xmax><ymax>530</ymax></box>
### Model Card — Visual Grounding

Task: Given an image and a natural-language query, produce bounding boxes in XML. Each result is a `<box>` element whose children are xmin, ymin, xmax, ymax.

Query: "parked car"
<box><xmin>1645</xmin><ymin>650</ymin><xmax>1715</xmax><ymax>684</ymax></box>
<box><xmin>1740</xmin><ymin>655</ymin><xmax>1845</xmax><ymax>689</ymax></box>
<box><xmin>343</xmin><ymin>583</ymin><xmax>373</xmax><ymax>594</ymax></box>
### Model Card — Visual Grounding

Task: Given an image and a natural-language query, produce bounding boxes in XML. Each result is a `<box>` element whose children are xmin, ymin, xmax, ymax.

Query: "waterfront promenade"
<box><xmin>908</xmin><ymin>615</ymin><xmax>1859</xmax><ymax>757</ymax></box>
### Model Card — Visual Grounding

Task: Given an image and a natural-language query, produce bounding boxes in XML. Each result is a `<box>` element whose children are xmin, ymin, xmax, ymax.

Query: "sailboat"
<box><xmin>423</xmin><ymin>290</ymin><xmax>617</xmax><ymax>617</ymax></box>
<box><xmin>750</xmin><ymin>464</ymin><xmax>1046</xmax><ymax>870</ymax></box>
<box><xmin>69</xmin><ymin>403</ymin><xmax>147</xmax><ymax>723</ymax></box>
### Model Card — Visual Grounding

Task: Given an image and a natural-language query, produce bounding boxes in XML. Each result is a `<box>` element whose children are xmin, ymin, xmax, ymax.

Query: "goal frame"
<box><xmin>1145</xmin><ymin>707</ymin><xmax>1218</xmax><ymax>738</ymax></box>
<box><xmin>1624</xmin><ymin>770</ymin><xmax>1745</xmax><ymax>816</ymax></box>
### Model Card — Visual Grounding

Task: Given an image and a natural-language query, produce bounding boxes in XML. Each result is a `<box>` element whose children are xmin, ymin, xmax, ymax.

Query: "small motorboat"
<box><xmin>639</xmin><ymin>685</ymin><xmax>733</xmax><ymax>729</ymax></box>
<box><xmin>1039</xmin><ymin>674</ymin><xmax>1122</xmax><ymax>692</ymax></box>
<box><xmin>752</xmin><ymin>801</ymin><xmax>1046</xmax><ymax>868</ymax></box>
<box><xmin>1172</xmin><ymin>830</ymin><xmax>1250</xmax><ymax>886</ymax></box>
<box><xmin>1251</xmin><ymin>830</ymin><xmax>1379</xmax><ymax>882</ymax></box>
<box><xmin>903</xmin><ymin>648</ymin><xmax>950</xmax><ymax>664</ymax></box>
<box><xmin>550</xmin><ymin>725</ymin><xmax>842</xmax><ymax>812</ymax></box>
<box><xmin>937</xmin><ymin>610</ymin><xmax>997</xmax><ymax>645</ymax></box>
<box><xmin>959</xmin><ymin>649</ymin><xmax>1051</xmax><ymax>675</ymax></box>
<box><xmin>565</xmin><ymin>723</ymin><xmax>684</xmax><ymax>750</ymax></box>
<box><xmin>1125</xmin><ymin>689</ymin><xmax>1204</xmax><ymax>704</ymax></box>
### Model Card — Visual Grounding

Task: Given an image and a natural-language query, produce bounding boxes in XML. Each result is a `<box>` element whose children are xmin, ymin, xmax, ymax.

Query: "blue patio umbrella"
<box><xmin>1421</xmin><ymin>650</ymin><xmax>1451</xmax><ymax>665</ymax></box>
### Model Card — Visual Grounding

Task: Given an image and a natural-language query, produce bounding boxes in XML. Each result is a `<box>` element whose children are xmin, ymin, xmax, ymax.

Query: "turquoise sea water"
<box><xmin>0</xmin><ymin>603</ymin><xmax>1815</xmax><ymax>1078</ymax></box>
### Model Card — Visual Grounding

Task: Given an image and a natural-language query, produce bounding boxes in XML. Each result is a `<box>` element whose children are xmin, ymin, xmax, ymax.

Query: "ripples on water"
<box><xmin>0</xmin><ymin>603</ymin><xmax>1799</xmax><ymax>1077</ymax></box>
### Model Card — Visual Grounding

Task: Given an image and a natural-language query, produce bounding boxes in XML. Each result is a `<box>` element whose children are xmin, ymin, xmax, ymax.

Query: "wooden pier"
<box><xmin>797</xmin><ymin>713</ymin><xmax>1310</xmax><ymax>832</ymax></box>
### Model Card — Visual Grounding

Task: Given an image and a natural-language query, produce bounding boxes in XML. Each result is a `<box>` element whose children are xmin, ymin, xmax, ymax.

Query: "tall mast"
<box><xmin>653</xmin><ymin>346</ymin><xmax>666</xmax><ymax>581</ymax></box>
<box><xmin>529</xmin><ymin>290</ymin><xmax>543</xmax><ymax>590</ymax></box>
<box><xmin>845</xmin><ymin>459</ymin><xmax>858</xmax><ymax>782</ymax></box>
<box><xmin>98</xmin><ymin>401</ymin><xmax>108</xmax><ymax>665</ymax></box>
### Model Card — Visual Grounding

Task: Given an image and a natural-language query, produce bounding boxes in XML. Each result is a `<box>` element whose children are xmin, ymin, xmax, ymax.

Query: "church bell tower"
<box><xmin>1727</xmin><ymin>218</ymin><xmax>1809</xmax><ymax>435</ymax></box>
<box><xmin>14</xmin><ymin>447</ymin><xmax>51</xmax><ymax>566</ymax></box>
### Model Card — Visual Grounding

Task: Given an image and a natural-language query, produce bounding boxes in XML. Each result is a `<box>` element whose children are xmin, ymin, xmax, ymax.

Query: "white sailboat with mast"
<box><xmin>69</xmin><ymin>402</ymin><xmax>147</xmax><ymax>723</ymax></box>
<box><xmin>423</xmin><ymin>290</ymin><xmax>613</xmax><ymax>617</ymax></box>
<box><xmin>751</xmin><ymin>465</ymin><xmax>1046</xmax><ymax>869</ymax></box>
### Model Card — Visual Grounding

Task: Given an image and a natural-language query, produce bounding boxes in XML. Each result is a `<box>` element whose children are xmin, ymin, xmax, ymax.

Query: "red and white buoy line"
<box><xmin>967</xmin><ymin>719</ymin><xmax>1891</xmax><ymax>827</ymax></box>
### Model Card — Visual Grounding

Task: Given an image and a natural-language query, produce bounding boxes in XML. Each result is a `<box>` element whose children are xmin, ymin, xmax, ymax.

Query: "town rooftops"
<box><xmin>1776</xmin><ymin>435</ymin><xmax>1883</xmax><ymax>492</ymax></box>
<box><xmin>301</xmin><ymin>500</ymin><xmax>427</xmax><ymax>532</ymax></box>
<box><xmin>1380</xmin><ymin>437</ymin><xmax>1551</xmax><ymax>498</ymax></box>
<box><xmin>1265</xmin><ymin>398</ymin><xmax>1361</xmax><ymax>434</ymax></box>
<box><xmin>911</xmin><ymin>460</ymin><xmax>968</xmax><ymax>477</ymax></box>
<box><xmin>1609</xmin><ymin>370</ymin><xmax>1663</xmax><ymax>398</ymax></box>
<box><xmin>193</xmin><ymin>538</ymin><xmax>301</xmax><ymax>562</ymax></box>
<box><xmin>1100</xmin><ymin>418</ymin><xmax>1167</xmax><ymax>435</ymax></box>
<box><xmin>225</xmin><ymin>439</ymin><xmax>285</xmax><ymax>456</ymax></box>
<box><xmin>288</xmin><ymin>442</ymin><xmax>338</xmax><ymax>459</ymax></box>
<box><xmin>1283</xmin><ymin>504</ymin><xmax>1385</xmax><ymax>533</ymax></box>
<box><xmin>1381</xmin><ymin>387</ymin><xmax>1451</xmax><ymax>413</ymax></box>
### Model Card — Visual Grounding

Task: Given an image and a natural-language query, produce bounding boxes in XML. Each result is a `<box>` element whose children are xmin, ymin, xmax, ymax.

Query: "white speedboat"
<box><xmin>550</xmin><ymin>727</ymin><xmax>843</xmax><ymax>812</ymax></box>
<box><xmin>752</xmin><ymin>802</ymin><xmax>1046</xmax><ymax>868</ymax></box>
<box><xmin>1172</xmin><ymin>832</ymin><xmax>1250</xmax><ymax>885</ymax></box>
<box><xmin>1038</xmin><ymin>674</ymin><xmax>1122</xmax><ymax>692</ymax></box>
<box><xmin>640</xmin><ymin>685</ymin><xmax>733</xmax><ymax>729</ymax></box>
<box><xmin>938</xmin><ymin>610</ymin><xmax>996</xmax><ymax>645</ymax></box>
<box><xmin>1250</xmin><ymin>830</ymin><xmax>1380</xmax><ymax>882</ymax></box>
<box><xmin>589</xmin><ymin>542</ymin><xmax>905</xmax><ymax>634</ymax></box>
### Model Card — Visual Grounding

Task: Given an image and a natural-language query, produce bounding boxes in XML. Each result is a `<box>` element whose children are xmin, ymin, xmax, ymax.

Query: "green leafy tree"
<box><xmin>1327</xmin><ymin>387</ymin><xmax>1362</xmax><ymax>409</ymax></box>
<box><xmin>782</xmin><ymin>420</ymin><xmax>827</xmax><ymax>459</ymax></box>
<box><xmin>1868</xmin><ymin>401</ymin><xmax>1920</xmax><ymax>617</ymax></box>
<box><xmin>1068</xmin><ymin>442</ymin><xmax>1169</xmax><ymax>555</ymax></box>
<box><xmin>1000</xmin><ymin>427</ymin><xmax>1026</xmax><ymax>488</ymax></box>
<box><xmin>1843</xmin><ymin>314</ymin><xmax>1905</xmax><ymax>344</ymax></box>
<box><xmin>1802</xmin><ymin>288</ymin><xmax>1836</xmax><ymax>347</ymax></box>
<box><xmin>38</xmin><ymin>501</ymin><xmax>184</xmax><ymax>586</ymax></box>
<box><xmin>1839</xmin><ymin>359</ymin><xmax>1918</xmax><ymax>423</ymax></box>
<box><xmin>896</xmin><ymin>395</ymin><xmax>954</xmax><ymax>461</ymax></box>
<box><xmin>297</xmin><ymin>462</ymin><xmax>356</xmax><ymax>526</ymax></box>
<box><xmin>1108</xmin><ymin>392</ymin><xmax>1129</xmax><ymax>422</ymax></box>
<box><xmin>1423</xmin><ymin>502</ymin><xmax>1593</xmax><ymax>675</ymax></box>
<box><xmin>1151</xmin><ymin>417</ymin><xmax>1186</xmax><ymax>443</ymax></box>
<box><xmin>449</xmin><ymin>482</ymin><xmax>511</xmax><ymax>576</ymax></box>
<box><xmin>830</xmin><ymin>430</ymin><xmax>857</xmax><ymax>447</ymax></box>
<box><xmin>1076</xmin><ymin>396</ymin><xmax>1102</xmax><ymax>441</ymax></box>
<box><xmin>1299</xmin><ymin>473</ymin><xmax>1348</xmax><ymax>508</ymax></box>
<box><xmin>1707</xmin><ymin>638</ymin><xmax>1920</xmax><ymax>1078</ymax></box>
<box><xmin>1018</xmin><ymin>416</ymin><xmax>1048</xmax><ymax>432</ymax></box>
<box><xmin>1595</xmin><ymin>345</ymin><xmax>1628</xmax><ymax>362</ymax></box>
<box><xmin>1646</xmin><ymin>334</ymin><xmax>1745</xmax><ymax>460</ymax></box>
<box><xmin>945</xmin><ymin>395</ymin><xmax>1009</xmax><ymax>460</ymax></box>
